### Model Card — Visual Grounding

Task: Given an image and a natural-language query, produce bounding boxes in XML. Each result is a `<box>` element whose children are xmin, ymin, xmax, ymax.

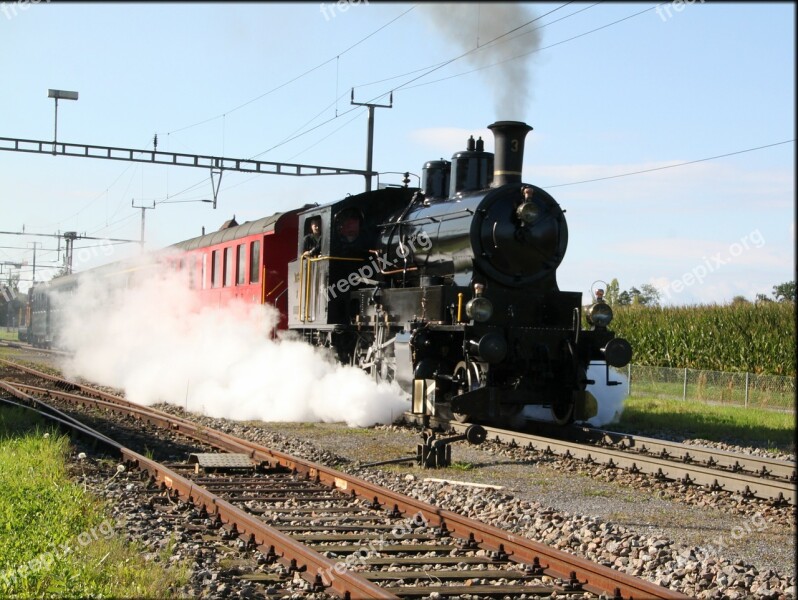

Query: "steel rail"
<box><xmin>572</xmin><ymin>426</ymin><xmax>796</xmax><ymax>483</ymax></box>
<box><xmin>407</xmin><ymin>414</ymin><xmax>796</xmax><ymax>506</ymax></box>
<box><xmin>1</xmin><ymin>359</ymin><xmax>136</xmax><ymax>404</ymax></box>
<box><xmin>0</xmin><ymin>381</ymin><xmax>120</xmax><ymax>447</ymax></box>
<box><xmin>0</xmin><ymin>382</ymin><xmax>397</xmax><ymax>600</ymax></box>
<box><xmin>0</xmin><ymin>367</ymin><xmax>688</xmax><ymax>599</ymax></box>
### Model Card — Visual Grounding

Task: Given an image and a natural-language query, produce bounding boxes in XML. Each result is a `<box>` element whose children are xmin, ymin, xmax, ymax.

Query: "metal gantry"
<box><xmin>0</xmin><ymin>136</ymin><xmax>377</xmax><ymax>206</ymax></box>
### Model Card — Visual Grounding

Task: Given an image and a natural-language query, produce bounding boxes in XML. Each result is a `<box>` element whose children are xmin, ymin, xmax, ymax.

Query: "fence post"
<box><xmin>744</xmin><ymin>372</ymin><xmax>749</xmax><ymax>408</ymax></box>
<box><xmin>627</xmin><ymin>363</ymin><xmax>631</xmax><ymax>396</ymax></box>
<box><xmin>683</xmin><ymin>368</ymin><xmax>688</xmax><ymax>401</ymax></box>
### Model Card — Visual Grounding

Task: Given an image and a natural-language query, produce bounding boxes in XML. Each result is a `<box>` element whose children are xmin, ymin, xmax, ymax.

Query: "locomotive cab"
<box><xmin>286</xmin><ymin>187</ymin><xmax>416</xmax><ymax>357</ymax></box>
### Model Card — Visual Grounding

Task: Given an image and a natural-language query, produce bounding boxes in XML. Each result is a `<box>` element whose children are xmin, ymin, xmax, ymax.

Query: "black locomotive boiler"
<box><xmin>288</xmin><ymin>121</ymin><xmax>631</xmax><ymax>425</ymax></box>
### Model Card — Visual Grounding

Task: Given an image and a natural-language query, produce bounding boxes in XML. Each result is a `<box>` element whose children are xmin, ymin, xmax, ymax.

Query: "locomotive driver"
<box><xmin>302</xmin><ymin>218</ymin><xmax>322</xmax><ymax>257</ymax></box>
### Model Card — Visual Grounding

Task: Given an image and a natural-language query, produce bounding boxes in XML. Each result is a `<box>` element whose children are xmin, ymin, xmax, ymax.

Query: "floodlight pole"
<box><xmin>53</xmin><ymin>98</ymin><xmax>59</xmax><ymax>151</ymax></box>
<box><xmin>48</xmin><ymin>89</ymin><xmax>79</xmax><ymax>154</ymax></box>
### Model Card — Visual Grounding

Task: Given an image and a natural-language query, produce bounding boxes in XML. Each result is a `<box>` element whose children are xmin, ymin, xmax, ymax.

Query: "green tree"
<box><xmin>638</xmin><ymin>284</ymin><xmax>661</xmax><ymax>306</ymax></box>
<box><xmin>755</xmin><ymin>293</ymin><xmax>773</xmax><ymax>304</ymax></box>
<box><xmin>772</xmin><ymin>281</ymin><xmax>796</xmax><ymax>303</ymax></box>
<box><xmin>617</xmin><ymin>290</ymin><xmax>632</xmax><ymax>306</ymax></box>
<box><xmin>731</xmin><ymin>295</ymin><xmax>750</xmax><ymax>305</ymax></box>
<box><xmin>605</xmin><ymin>279</ymin><xmax>620</xmax><ymax>306</ymax></box>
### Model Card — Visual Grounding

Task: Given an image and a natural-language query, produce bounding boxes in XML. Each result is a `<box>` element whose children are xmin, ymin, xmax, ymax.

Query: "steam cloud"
<box><xmin>585</xmin><ymin>363</ymin><xmax>628</xmax><ymax>426</ymax></box>
<box><xmin>53</xmin><ymin>259</ymin><xmax>408</xmax><ymax>427</ymax></box>
<box><xmin>520</xmin><ymin>363</ymin><xmax>628</xmax><ymax>426</ymax></box>
<box><xmin>419</xmin><ymin>3</ymin><xmax>540</xmax><ymax>119</ymax></box>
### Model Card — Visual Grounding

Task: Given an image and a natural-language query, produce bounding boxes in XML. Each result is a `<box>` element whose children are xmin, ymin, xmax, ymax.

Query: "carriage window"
<box><xmin>237</xmin><ymin>244</ymin><xmax>246</xmax><ymax>285</ymax></box>
<box><xmin>211</xmin><ymin>250</ymin><xmax>220</xmax><ymax>288</ymax></box>
<box><xmin>202</xmin><ymin>254</ymin><xmax>207</xmax><ymax>289</ymax></box>
<box><xmin>188</xmin><ymin>255</ymin><xmax>196</xmax><ymax>289</ymax></box>
<box><xmin>250</xmin><ymin>240</ymin><xmax>260</xmax><ymax>283</ymax></box>
<box><xmin>224</xmin><ymin>247</ymin><xmax>233</xmax><ymax>287</ymax></box>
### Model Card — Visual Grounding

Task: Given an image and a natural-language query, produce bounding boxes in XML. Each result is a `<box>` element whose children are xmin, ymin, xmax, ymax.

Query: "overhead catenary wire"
<box><xmin>248</xmin><ymin>2</ymin><xmax>580</xmax><ymax>159</ymax></box>
<box><xmin>13</xmin><ymin>8</ymin><xmax>418</xmax><ymax>251</ymax></box>
<box><xmin>546</xmin><ymin>140</ymin><xmax>796</xmax><ymax>188</ymax></box>
<box><xmin>163</xmin><ymin>5</ymin><xmax>417</xmax><ymax>137</ymax></box>
<box><xmin>84</xmin><ymin>1</ymin><xmax>611</xmax><ymax>219</ymax></box>
<box><xmin>93</xmin><ymin>1</ymin><xmax>792</xmax><ymax>221</ymax></box>
<box><xmin>14</xmin><ymin>3</ymin><xmax>789</xmax><ymax>268</ymax></box>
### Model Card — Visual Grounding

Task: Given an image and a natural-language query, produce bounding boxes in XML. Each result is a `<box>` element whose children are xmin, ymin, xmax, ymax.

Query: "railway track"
<box><xmin>0</xmin><ymin>339</ymin><xmax>69</xmax><ymax>355</ymax></box>
<box><xmin>402</xmin><ymin>413</ymin><xmax>797</xmax><ymax>507</ymax></box>
<box><xmin>0</xmin><ymin>358</ymin><xmax>687</xmax><ymax>599</ymax></box>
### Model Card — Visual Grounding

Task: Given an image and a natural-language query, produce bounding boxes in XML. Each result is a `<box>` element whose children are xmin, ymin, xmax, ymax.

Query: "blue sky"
<box><xmin>0</xmin><ymin>2</ymin><xmax>794</xmax><ymax>305</ymax></box>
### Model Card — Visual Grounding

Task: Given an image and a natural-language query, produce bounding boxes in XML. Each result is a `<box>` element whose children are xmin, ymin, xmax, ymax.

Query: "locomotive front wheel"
<box><xmin>449</xmin><ymin>360</ymin><xmax>485</xmax><ymax>423</ymax></box>
<box><xmin>352</xmin><ymin>331</ymin><xmax>396</xmax><ymax>384</ymax></box>
<box><xmin>550</xmin><ymin>340</ymin><xmax>579</xmax><ymax>425</ymax></box>
<box><xmin>550</xmin><ymin>395</ymin><xmax>575</xmax><ymax>425</ymax></box>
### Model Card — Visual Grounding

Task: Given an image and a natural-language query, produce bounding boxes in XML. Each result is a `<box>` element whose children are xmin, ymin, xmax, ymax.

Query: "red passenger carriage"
<box><xmin>170</xmin><ymin>210</ymin><xmax>301</xmax><ymax>330</ymax></box>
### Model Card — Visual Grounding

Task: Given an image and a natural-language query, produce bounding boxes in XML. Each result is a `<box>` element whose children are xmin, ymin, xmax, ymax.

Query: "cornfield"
<box><xmin>611</xmin><ymin>302</ymin><xmax>796</xmax><ymax>377</ymax></box>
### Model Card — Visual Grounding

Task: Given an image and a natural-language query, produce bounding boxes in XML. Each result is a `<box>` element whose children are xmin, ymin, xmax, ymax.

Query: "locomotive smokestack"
<box><xmin>488</xmin><ymin>121</ymin><xmax>532</xmax><ymax>187</ymax></box>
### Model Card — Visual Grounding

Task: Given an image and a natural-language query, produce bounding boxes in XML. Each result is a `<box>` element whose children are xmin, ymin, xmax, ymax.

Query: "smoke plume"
<box><xmin>53</xmin><ymin>258</ymin><xmax>408</xmax><ymax>427</ymax></box>
<box><xmin>419</xmin><ymin>3</ymin><xmax>540</xmax><ymax>119</ymax></box>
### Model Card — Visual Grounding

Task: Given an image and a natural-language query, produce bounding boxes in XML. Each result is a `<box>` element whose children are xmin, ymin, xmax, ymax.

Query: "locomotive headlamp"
<box><xmin>587</xmin><ymin>301</ymin><xmax>613</xmax><ymax>328</ymax></box>
<box><xmin>516</xmin><ymin>201</ymin><xmax>540</xmax><ymax>224</ymax></box>
<box><xmin>466</xmin><ymin>297</ymin><xmax>493</xmax><ymax>321</ymax></box>
<box><xmin>466</xmin><ymin>286</ymin><xmax>493</xmax><ymax>322</ymax></box>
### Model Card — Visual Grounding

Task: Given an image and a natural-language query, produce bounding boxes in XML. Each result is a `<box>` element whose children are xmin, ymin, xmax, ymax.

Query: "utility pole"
<box><xmin>29</xmin><ymin>242</ymin><xmax>39</xmax><ymax>283</ymax></box>
<box><xmin>63</xmin><ymin>231</ymin><xmax>77</xmax><ymax>274</ymax></box>
<box><xmin>0</xmin><ymin>230</ymin><xmax>139</xmax><ymax>278</ymax></box>
<box><xmin>350</xmin><ymin>89</ymin><xmax>392</xmax><ymax>192</ymax></box>
<box><xmin>131</xmin><ymin>199</ymin><xmax>155</xmax><ymax>251</ymax></box>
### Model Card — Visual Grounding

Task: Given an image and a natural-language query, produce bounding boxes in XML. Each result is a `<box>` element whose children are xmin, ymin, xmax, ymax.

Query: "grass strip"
<box><xmin>613</xmin><ymin>396</ymin><xmax>796</xmax><ymax>452</ymax></box>
<box><xmin>0</xmin><ymin>406</ymin><xmax>190</xmax><ymax>598</ymax></box>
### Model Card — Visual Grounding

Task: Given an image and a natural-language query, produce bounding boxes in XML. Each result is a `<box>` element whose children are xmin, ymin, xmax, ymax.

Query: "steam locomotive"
<box><xmin>25</xmin><ymin>120</ymin><xmax>631</xmax><ymax>425</ymax></box>
<box><xmin>288</xmin><ymin>120</ymin><xmax>631</xmax><ymax>424</ymax></box>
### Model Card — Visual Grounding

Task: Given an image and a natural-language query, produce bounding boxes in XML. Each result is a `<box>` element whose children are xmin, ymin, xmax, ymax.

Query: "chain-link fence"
<box><xmin>625</xmin><ymin>365</ymin><xmax>795</xmax><ymax>412</ymax></box>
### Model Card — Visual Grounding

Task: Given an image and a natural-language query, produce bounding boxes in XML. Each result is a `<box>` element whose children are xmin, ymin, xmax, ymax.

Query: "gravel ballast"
<box><xmin>2</xmin><ymin>348</ymin><xmax>795</xmax><ymax>598</ymax></box>
<box><xmin>149</xmin><ymin>411</ymin><xmax>796</xmax><ymax>599</ymax></box>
